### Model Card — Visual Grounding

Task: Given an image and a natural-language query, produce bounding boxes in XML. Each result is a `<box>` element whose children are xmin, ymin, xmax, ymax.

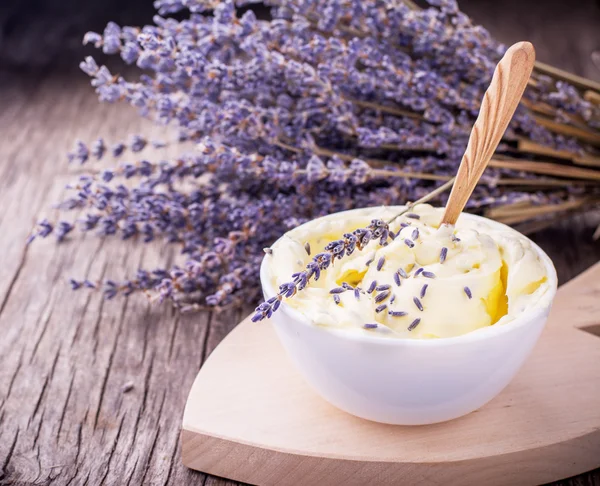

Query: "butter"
<box><xmin>266</xmin><ymin>204</ymin><xmax>551</xmax><ymax>339</ymax></box>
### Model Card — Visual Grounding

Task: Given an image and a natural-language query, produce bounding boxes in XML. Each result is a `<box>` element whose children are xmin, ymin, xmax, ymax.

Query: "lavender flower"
<box><xmin>374</xmin><ymin>290</ymin><xmax>391</xmax><ymax>303</ymax></box>
<box><xmin>252</xmin><ymin>218</ymin><xmax>392</xmax><ymax>321</ymax></box>
<box><xmin>408</xmin><ymin>318</ymin><xmax>421</xmax><ymax>331</ymax></box>
<box><xmin>413</xmin><ymin>296</ymin><xmax>424</xmax><ymax>311</ymax></box>
<box><xmin>440</xmin><ymin>247</ymin><xmax>448</xmax><ymax>263</ymax></box>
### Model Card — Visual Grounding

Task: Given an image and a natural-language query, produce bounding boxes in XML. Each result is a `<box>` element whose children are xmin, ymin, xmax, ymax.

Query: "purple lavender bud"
<box><xmin>393</xmin><ymin>272</ymin><xmax>401</xmax><ymax>287</ymax></box>
<box><xmin>367</xmin><ymin>280</ymin><xmax>377</xmax><ymax>293</ymax></box>
<box><xmin>375</xmin><ymin>304</ymin><xmax>387</xmax><ymax>313</ymax></box>
<box><xmin>420</xmin><ymin>284</ymin><xmax>428</xmax><ymax>298</ymax></box>
<box><xmin>79</xmin><ymin>56</ymin><xmax>99</xmax><ymax>76</ymax></box>
<box><xmin>408</xmin><ymin>318</ymin><xmax>421</xmax><ymax>331</ymax></box>
<box><xmin>440</xmin><ymin>247</ymin><xmax>448</xmax><ymax>263</ymax></box>
<box><xmin>404</xmin><ymin>239</ymin><xmax>415</xmax><ymax>248</ymax></box>
<box><xmin>102</xmin><ymin>22</ymin><xmax>122</xmax><ymax>55</ymax></box>
<box><xmin>389</xmin><ymin>310</ymin><xmax>408</xmax><ymax>317</ymax></box>
<box><xmin>375</xmin><ymin>290</ymin><xmax>390</xmax><ymax>303</ymax></box>
<box><xmin>306</xmin><ymin>155</ymin><xmax>328</xmax><ymax>182</ymax></box>
<box><xmin>414</xmin><ymin>268</ymin><xmax>424</xmax><ymax>277</ymax></box>
<box><xmin>422</xmin><ymin>271</ymin><xmax>436</xmax><ymax>279</ymax></box>
<box><xmin>36</xmin><ymin>219</ymin><xmax>53</xmax><ymax>238</ymax></box>
<box><xmin>68</xmin><ymin>141</ymin><xmax>89</xmax><ymax>164</ymax></box>
<box><xmin>83</xmin><ymin>32</ymin><xmax>102</xmax><ymax>47</ymax></box>
<box><xmin>363</xmin><ymin>323</ymin><xmax>378</xmax><ymax>329</ymax></box>
<box><xmin>56</xmin><ymin>221</ymin><xmax>74</xmax><ymax>242</ymax></box>
<box><xmin>104</xmin><ymin>280</ymin><xmax>118</xmax><ymax>300</ymax></box>
<box><xmin>91</xmin><ymin>138</ymin><xmax>106</xmax><ymax>159</ymax></box>
<box><xmin>464</xmin><ymin>287</ymin><xmax>473</xmax><ymax>299</ymax></box>
<box><xmin>112</xmin><ymin>143</ymin><xmax>126</xmax><ymax>157</ymax></box>
<box><xmin>279</xmin><ymin>282</ymin><xmax>297</xmax><ymax>298</ymax></box>
<box><xmin>413</xmin><ymin>297</ymin><xmax>424</xmax><ymax>311</ymax></box>
<box><xmin>121</xmin><ymin>42</ymin><xmax>140</xmax><ymax>64</ymax></box>
<box><xmin>130</xmin><ymin>135</ymin><xmax>147</xmax><ymax>153</ymax></box>
<box><xmin>138</xmin><ymin>160</ymin><xmax>152</xmax><ymax>177</ymax></box>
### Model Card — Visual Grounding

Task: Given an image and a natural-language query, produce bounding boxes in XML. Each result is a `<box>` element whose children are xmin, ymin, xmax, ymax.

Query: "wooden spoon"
<box><xmin>441</xmin><ymin>41</ymin><xmax>536</xmax><ymax>225</ymax></box>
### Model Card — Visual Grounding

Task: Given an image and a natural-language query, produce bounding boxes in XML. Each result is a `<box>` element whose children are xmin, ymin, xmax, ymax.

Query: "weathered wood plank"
<box><xmin>0</xmin><ymin>72</ymin><xmax>238</xmax><ymax>486</ymax></box>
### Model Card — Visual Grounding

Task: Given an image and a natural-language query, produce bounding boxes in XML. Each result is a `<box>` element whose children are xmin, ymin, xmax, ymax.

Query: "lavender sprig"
<box><xmin>252</xmin><ymin>219</ymin><xmax>391</xmax><ymax>321</ymax></box>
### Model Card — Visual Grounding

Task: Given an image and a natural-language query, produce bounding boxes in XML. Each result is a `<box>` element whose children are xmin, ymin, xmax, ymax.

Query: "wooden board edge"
<box><xmin>181</xmin><ymin>262</ymin><xmax>600</xmax><ymax>484</ymax></box>
<box><xmin>181</xmin><ymin>427</ymin><xmax>600</xmax><ymax>486</ymax></box>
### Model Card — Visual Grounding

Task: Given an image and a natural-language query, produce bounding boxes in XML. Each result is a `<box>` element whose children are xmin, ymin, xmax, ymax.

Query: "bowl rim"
<box><xmin>259</xmin><ymin>206</ymin><xmax>558</xmax><ymax>347</ymax></box>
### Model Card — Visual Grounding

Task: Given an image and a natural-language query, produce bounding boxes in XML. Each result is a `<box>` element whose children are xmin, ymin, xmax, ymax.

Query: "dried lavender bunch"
<box><xmin>32</xmin><ymin>0</ymin><xmax>600</xmax><ymax>312</ymax></box>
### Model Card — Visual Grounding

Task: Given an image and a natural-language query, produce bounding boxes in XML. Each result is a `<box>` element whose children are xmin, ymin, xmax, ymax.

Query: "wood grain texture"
<box><xmin>0</xmin><ymin>4</ymin><xmax>600</xmax><ymax>482</ymax></box>
<box><xmin>181</xmin><ymin>263</ymin><xmax>600</xmax><ymax>485</ymax></box>
<box><xmin>442</xmin><ymin>42</ymin><xmax>535</xmax><ymax>225</ymax></box>
<box><xmin>0</xmin><ymin>71</ymin><xmax>245</xmax><ymax>486</ymax></box>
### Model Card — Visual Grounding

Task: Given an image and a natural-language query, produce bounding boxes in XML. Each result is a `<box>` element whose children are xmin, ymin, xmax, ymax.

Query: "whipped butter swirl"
<box><xmin>265</xmin><ymin>204</ymin><xmax>552</xmax><ymax>339</ymax></box>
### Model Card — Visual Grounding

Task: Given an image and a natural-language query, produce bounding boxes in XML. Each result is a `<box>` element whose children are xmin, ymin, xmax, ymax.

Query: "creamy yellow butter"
<box><xmin>266</xmin><ymin>204</ymin><xmax>551</xmax><ymax>339</ymax></box>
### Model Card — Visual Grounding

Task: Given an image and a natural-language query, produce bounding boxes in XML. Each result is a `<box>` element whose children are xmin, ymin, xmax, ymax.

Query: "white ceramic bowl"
<box><xmin>260</xmin><ymin>208</ymin><xmax>558</xmax><ymax>425</ymax></box>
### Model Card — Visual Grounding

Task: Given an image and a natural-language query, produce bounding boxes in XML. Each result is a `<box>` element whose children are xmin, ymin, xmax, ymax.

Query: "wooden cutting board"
<box><xmin>181</xmin><ymin>263</ymin><xmax>600</xmax><ymax>486</ymax></box>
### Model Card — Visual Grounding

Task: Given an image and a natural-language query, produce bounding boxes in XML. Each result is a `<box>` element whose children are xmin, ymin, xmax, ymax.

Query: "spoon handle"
<box><xmin>441</xmin><ymin>41</ymin><xmax>536</xmax><ymax>226</ymax></box>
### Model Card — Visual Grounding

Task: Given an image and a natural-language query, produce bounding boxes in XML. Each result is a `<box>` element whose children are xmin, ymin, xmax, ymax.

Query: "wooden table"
<box><xmin>1</xmin><ymin>3</ymin><xmax>600</xmax><ymax>483</ymax></box>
